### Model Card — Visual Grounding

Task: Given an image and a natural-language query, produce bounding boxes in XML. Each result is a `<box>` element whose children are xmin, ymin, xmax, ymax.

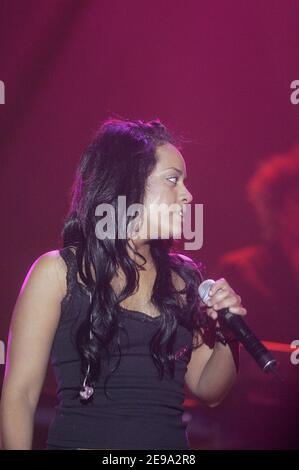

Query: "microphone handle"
<box><xmin>218</xmin><ymin>308</ymin><xmax>277</xmax><ymax>372</ymax></box>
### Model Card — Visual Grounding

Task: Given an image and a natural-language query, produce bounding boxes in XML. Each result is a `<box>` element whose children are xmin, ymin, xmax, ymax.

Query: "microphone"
<box><xmin>198</xmin><ymin>279</ymin><xmax>279</xmax><ymax>376</ymax></box>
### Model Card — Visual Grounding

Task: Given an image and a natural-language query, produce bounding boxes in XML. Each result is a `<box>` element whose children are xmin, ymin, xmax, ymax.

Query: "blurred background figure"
<box><xmin>189</xmin><ymin>144</ymin><xmax>299</xmax><ymax>449</ymax></box>
<box><xmin>217</xmin><ymin>144</ymin><xmax>299</xmax><ymax>343</ymax></box>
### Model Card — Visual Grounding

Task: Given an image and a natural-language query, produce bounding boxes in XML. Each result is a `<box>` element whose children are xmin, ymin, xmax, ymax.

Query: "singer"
<box><xmin>0</xmin><ymin>117</ymin><xmax>246</xmax><ymax>450</ymax></box>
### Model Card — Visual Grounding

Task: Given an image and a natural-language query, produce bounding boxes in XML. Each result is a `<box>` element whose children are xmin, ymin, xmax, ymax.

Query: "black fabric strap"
<box><xmin>59</xmin><ymin>246</ymin><xmax>79</xmax><ymax>306</ymax></box>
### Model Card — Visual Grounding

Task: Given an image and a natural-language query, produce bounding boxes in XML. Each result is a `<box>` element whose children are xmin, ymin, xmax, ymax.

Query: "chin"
<box><xmin>166</xmin><ymin>224</ymin><xmax>183</xmax><ymax>240</ymax></box>
<box><xmin>171</xmin><ymin>230</ymin><xmax>183</xmax><ymax>240</ymax></box>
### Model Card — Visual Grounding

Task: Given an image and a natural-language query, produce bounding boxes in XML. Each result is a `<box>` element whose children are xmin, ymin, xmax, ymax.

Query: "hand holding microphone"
<box><xmin>198</xmin><ymin>278</ymin><xmax>279</xmax><ymax>376</ymax></box>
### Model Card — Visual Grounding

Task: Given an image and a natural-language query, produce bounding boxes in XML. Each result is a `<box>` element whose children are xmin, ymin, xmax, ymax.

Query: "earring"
<box><xmin>79</xmin><ymin>292</ymin><xmax>94</xmax><ymax>400</ymax></box>
<box><xmin>79</xmin><ymin>361</ymin><xmax>94</xmax><ymax>400</ymax></box>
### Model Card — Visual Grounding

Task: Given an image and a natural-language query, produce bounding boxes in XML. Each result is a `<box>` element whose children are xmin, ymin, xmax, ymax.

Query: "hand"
<box><xmin>205</xmin><ymin>278</ymin><xmax>247</xmax><ymax>321</ymax></box>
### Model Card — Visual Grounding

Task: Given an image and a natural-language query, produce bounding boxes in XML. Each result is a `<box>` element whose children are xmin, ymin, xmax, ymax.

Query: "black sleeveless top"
<box><xmin>46</xmin><ymin>246</ymin><xmax>194</xmax><ymax>449</ymax></box>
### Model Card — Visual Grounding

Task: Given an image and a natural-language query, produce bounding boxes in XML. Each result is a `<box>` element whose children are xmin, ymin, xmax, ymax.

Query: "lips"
<box><xmin>173</xmin><ymin>210</ymin><xmax>183</xmax><ymax>217</ymax></box>
<box><xmin>172</xmin><ymin>206</ymin><xmax>186</xmax><ymax>218</ymax></box>
<box><xmin>179</xmin><ymin>206</ymin><xmax>186</xmax><ymax>217</ymax></box>
<box><xmin>174</xmin><ymin>209</ymin><xmax>184</xmax><ymax>220</ymax></box>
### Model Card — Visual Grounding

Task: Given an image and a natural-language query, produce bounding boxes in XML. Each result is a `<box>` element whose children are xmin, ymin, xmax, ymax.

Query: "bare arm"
<box><xmin>173</xmin><ymin>256</ymin><xmax>245</xmax><ymax>407</ymax></box>
<box><xmin>185</xmin><ymin>334</ymin><xmax>239</xmax><ymax>406</ymax></box>
<box><xmin>0</xmin><ymin>250</ymin><xmax>66</xmax><ymax>449</ymax></box>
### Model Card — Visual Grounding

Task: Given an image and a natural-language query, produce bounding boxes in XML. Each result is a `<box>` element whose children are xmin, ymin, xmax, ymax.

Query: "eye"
<box><xmin>167</xmin><ymin>176</ymin><xmax>178</xmax><ymax>185</ymax></box>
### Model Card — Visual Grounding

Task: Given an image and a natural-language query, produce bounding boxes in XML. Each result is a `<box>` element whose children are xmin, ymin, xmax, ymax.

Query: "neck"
<box><xmin>127</xmin><ymin>237</ymin><xmax>154</xmax><ymax>270</ymax></box>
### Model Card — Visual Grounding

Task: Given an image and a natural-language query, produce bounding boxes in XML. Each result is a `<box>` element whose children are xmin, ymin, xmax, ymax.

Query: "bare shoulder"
<box><xmin>1</xmin><ymin>250</ymin><xmax>69</xmax><ymax>409</ymax></box>
<box><xmin>22</xmin><ymin>249</ymin><xmax>67</xmax><ymax>300</ymax></box>
<box><xmin>173</xmin><ymin>255</ymin><xmax>213</xmax><ymax>397</ymax></box>
<box><xmin>170</xmin><ymin>252</ymin><xmax>199</xmax><ymax>290</ymax></box>
<box><xmin>171</xmin><ymin>252</ymin><xmax>200</xmax><ymax>268</ymax></box>
<box><xmin>170</xmin><ymin>252</ymin><xmax>204</xmax><ymax>335</ymax></box>
<box><xmin>176</xmin><ymin>253</ymin><xmax>194</xmax><ymax>263</ymax></box>
<box><xmin>9</xmin><ymin>249</ymin><xmax>69</xmax><ymax>325</ymax></box>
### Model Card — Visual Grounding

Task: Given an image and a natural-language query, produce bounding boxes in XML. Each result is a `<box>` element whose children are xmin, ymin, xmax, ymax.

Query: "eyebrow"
<box><xmin>164</xmin><ymin>167</ymin><xmax>187</xmax><ymax>179</ymax></box>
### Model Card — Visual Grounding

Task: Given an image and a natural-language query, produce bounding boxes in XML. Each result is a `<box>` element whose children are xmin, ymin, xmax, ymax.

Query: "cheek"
<box><xmin>147</xmin><ymin>191</ymin><xmax>176</xmax><ymax>225</ymax></box>
<box><xmin>144</xmin><ymin>181</ymin><xmax>160</xmax><ymax>204</ymax></box>
<box><xmin>141</xmin><ymin>183</ymin><xmax>178</xmax><ymax>236</ymax></box>
<box><xmin>144</xmin><ymin>183</ymin><xmax>175</xmax><ymax>207</ymax></box>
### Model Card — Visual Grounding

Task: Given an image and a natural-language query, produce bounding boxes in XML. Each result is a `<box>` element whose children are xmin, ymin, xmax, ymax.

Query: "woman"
<box><xmin>0</xmin><ymin>117</ymin><xmax>246</xmax><ymax>450</ymax></box>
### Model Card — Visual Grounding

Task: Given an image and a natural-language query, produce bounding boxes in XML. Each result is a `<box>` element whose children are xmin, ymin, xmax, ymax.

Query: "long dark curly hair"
<box><xmin>61</xmin><ymin>116</ymin><xmax>208</xmax><ymax>402</ymax></box>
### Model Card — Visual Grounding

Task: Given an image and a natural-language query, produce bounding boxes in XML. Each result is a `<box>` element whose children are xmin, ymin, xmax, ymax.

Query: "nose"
<box><xmin>181</xmin><ymin>185</ymin><xmax>193</xmax><ymax>204</ymax></box>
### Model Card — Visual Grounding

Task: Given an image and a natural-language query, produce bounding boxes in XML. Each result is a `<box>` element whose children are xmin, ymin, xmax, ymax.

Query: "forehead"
<box><xmin>155</xmin><ymin>142</ymin><xmax>186</xmax><ymax>173</ymax></box>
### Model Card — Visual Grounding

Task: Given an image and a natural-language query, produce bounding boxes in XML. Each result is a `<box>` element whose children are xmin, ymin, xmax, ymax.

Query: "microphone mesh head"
<box><xmin>198</xmin><ymin>279</ymin><xmax>215</xmax><ymax>304</ymax></box>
